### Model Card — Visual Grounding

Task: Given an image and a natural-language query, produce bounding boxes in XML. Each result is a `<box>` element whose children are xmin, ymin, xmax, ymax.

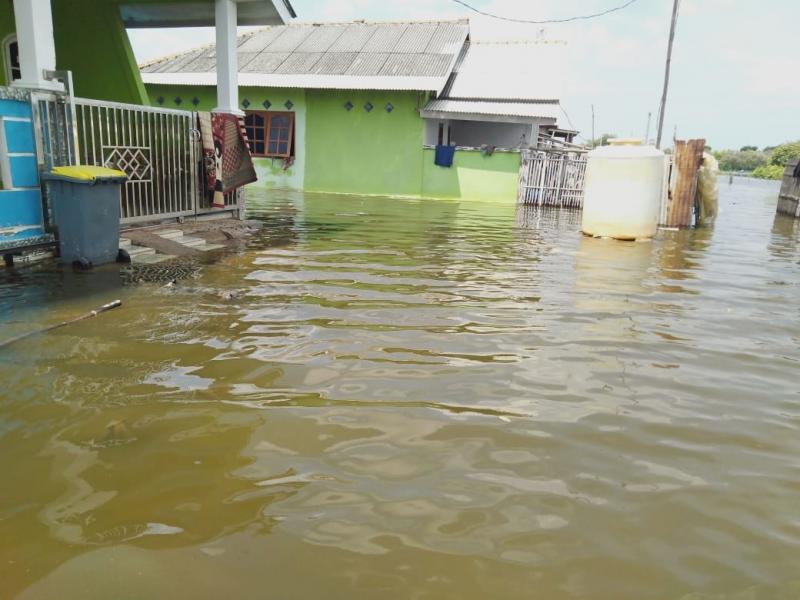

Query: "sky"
<box><xmin>128</xmin><ymin>0</ymin><xmax>800</xmax><ymax>151</ymax></box>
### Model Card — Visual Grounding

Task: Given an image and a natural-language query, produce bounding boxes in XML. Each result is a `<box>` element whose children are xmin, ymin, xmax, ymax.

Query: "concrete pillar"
<box><xmin>12</xmin><ymin>0</ymin><xmax>63</xmax><ymax>91</ymax></box>
<box><xmin>213</xmin><ymin>0</ymin><xmax>241</xmax><ymax>114</ymax></box>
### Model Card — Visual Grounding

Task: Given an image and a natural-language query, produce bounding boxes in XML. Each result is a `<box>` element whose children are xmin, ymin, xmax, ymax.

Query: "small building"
<box><xmin>0</xmin><ymin>0</ymin><xmax>294</xmax><ymax>262</ymax></box>
<box><xmin>141</xmin><ymin>20</ymin><xmax>565</xmax><ymax>202</ymax></box>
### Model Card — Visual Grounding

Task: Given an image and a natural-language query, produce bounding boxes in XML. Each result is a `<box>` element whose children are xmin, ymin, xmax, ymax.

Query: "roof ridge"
<box><xmin>138</xmin><ymin>40</ymin><xmax>216</xmax><ymax>70</ymax></box>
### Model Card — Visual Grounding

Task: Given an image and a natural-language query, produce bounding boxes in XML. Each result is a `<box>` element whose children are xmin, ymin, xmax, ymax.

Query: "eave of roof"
<box><xmin>421</xmin><ymin>99</ymin><xmax>560</xmax><ymax>122</ymax></box>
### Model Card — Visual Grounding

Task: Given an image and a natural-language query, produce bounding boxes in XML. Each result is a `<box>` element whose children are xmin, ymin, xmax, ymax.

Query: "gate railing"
<box><xmin>75</xmin><ymin>97</ymin><xmax>198</xmax><ymax>224</ymax></box>
<box><xmin>31</xmin><ymin>92</ymin><xmax>244</xmax><ymax>225</ymax></box>
<box><xmin>518</xmin><ymin>149</ymin><xmax>587</xmax><ymax>208</ymax></box>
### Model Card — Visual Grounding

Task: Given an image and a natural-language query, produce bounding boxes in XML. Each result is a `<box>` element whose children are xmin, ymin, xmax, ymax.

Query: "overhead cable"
<box><xmin>450</xmin><ymin>0</ymin><xmax>641</xmax><ymax>24</ymax></box>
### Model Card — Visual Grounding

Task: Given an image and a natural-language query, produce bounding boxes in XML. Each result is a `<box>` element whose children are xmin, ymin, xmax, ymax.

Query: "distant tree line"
<box><xmin>713</xmin><ymin>141</ymin><xmax>800</xmax><ymax>180</ymax></box>
<box><xmin>585</xmin><ymin>135</ymin><xmax>800</xmax><ymax>180</ymax></box>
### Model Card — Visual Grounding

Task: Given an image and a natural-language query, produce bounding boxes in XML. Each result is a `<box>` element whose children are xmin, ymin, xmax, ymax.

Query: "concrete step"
<box><xmin>156</xmin><ymin>230</ymin><xmax>185</xmax><ymax>240</ymax></box>
<box><xmin>126</xmin><ymin>245</ymin><xmax>156</xmax><ymax>258</ymax></box>
<box><xmin>178</xmin><ymin>236</ymin><xmax>208</xmax><ymax>248</ymax></box>
<box><xmin>119</xmin><ymin>237</ymin><xmax>132</xmax><ymax>250</ymax></box>
<box><xmin>132</xmin><ymin>253</ymin><xmax>176</xmax><ymax>265</ymax></box>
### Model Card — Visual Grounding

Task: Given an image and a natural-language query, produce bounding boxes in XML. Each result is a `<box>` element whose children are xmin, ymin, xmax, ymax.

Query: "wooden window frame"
<box><xmin>244</xmin><ymin>110</ymin><xmax>294</xmax><ymax>159</ymax></box>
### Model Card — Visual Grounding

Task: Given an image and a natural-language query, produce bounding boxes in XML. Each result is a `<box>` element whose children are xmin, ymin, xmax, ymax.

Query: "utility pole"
<box><xmin>644</xmin><ymin>111</ymin><xmax>652</xmax><ymax>145</ymax></box>
<box><xmin>655</xmin><ymin>0</ymin><xmax>679</xmax><ymax>149</ymax></box>
<box><xmin>591</xmin><ymin>104</ymin><xmax>596</xmax><ymax>149</ymax></box>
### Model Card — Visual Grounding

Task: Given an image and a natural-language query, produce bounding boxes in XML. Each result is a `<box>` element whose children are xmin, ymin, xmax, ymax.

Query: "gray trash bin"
<box><xmin>44</xmin><ymin>166</ymin><xmax>127</xmax><ymax>266</ymax></box>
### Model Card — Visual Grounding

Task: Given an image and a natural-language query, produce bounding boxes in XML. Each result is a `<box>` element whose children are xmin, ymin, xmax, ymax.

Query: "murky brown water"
<box><xmin>1</xmin><ymin>178</ymin><xmax>799</xmax><ymax>599</ymax></box>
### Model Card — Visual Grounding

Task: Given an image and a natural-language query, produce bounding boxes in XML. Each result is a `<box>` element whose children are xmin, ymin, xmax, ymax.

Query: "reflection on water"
<box><xmin>1</xmin><ymin>178</ymin><xmax>799</xmax><ymax>599</ymax></box>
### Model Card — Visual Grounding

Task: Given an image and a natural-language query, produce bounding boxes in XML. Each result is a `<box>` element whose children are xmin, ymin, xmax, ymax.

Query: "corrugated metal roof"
<box><xmin>421</xmin><ymin>99</ymin><xmax>561</xmax><ymax>120</ymax></box>
<box><xmin>446</xmin><ymin>41</ymin><xmax>564</xmax><ymax>101</ymax></box>
<box><xmin>140</xmin><ymin>19</ymin><xmax>469</xmax><ymax>93</ymax></box>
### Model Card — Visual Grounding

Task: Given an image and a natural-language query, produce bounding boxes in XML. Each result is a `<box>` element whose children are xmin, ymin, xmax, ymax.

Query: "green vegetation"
<box><xmin>713</xmin><ymin>140</ymin><xmax>800</xmax><ymax>180</ymax></box>
<box><xmin>589</xmin><ymin>134</ymin><xmax>616</xmax><ymax>147</ymax></box>
<box><xmin>752</xmin><ymin>165</ymin><xmax>785</xmax><ymax>180</ymax></box>
<box><xmin>713</xmin><ymin>149</ymin><xmax>768</xmax><ymax>172</ymax></box>
<box><xmin>768</xmin><ymin>141</ymin><xmax>800</xmax><ymax>168</ymax></box>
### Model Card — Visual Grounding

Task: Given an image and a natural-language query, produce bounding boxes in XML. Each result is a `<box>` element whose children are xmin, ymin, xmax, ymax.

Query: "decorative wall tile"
<box><xmin>344</xmin><ymin>101</ymin><xmax>353</xmax><ymax>111</ymax></box>
<box><xmin>284</xmin><ymin>100</ymin><xmax>294</xmax><ymax>110</ymax></box>
<box><xmin>262</xmin><ymin>99</ymin><xmax>272</xmax><ymax>109</ymax></box>
<box><xmin>384</xmin><ymin>103</ymin><xmax>394</xmax><ymax>113</ymax></box>
<box><xmin>364</xmin><ymin>102</ymin><xmax>373</xmax><ymax>113</ymax></box>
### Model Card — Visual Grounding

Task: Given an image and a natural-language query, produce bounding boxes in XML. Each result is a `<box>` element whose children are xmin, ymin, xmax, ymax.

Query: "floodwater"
<box><xmin>1</xmin><ymin>178</ymin><xmax>798</xmax><ymax>599</ymax></box>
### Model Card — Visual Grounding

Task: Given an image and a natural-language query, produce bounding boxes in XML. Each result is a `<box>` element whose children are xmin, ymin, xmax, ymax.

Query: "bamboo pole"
<box><xmin>0</xmin><ymin>300</ymin><xmax>122</xmax><ymax>349</ymax></box>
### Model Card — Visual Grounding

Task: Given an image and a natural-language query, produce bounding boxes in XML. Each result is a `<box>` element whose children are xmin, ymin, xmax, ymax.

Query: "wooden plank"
<box><xmin>666</xmin><ymin>138</ymin><xmax>705</xmax><ymax>228</ymax></box>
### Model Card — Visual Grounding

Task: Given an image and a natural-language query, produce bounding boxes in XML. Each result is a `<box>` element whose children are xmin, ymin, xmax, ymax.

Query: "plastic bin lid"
<box><xmin>47</xmin><ymin>165</ymin><xmax>127</xmax><ymax>183</ymax></box>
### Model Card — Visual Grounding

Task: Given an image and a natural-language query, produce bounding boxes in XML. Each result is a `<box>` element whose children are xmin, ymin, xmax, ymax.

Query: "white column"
<box><xmin>213</xmin><ymin>0</ymin><xmax>241</xmax><ymax>114</ymax></box>
<box><xmin>12</xmin><ymin>0</ymin><xmax>62</xmax><ymax>91</ymax></box>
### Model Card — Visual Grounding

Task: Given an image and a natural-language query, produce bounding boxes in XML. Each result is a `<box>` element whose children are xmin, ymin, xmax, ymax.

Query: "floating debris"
<box><xmin>121</xmin><ymin>259</ymin><xmax>201</xmax><ymax>285</ymax></box>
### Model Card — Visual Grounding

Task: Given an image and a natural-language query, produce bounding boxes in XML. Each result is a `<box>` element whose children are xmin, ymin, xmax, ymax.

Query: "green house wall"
<box><xmin>422</xmin><ymin>148</ymin><xmax>521</xmax><ymax>202</ymax></box>
<box><xmin>304</xmin><ymin>90</ymin><xmax>425</xmax><ymax>197</ymax></box>
<box><xmin>145</xmin><ymin>83</ymin><xmax>522</xmax><ymax>203</ymax></box>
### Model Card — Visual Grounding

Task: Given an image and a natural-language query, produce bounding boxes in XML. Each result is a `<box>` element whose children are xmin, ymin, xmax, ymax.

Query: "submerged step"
<box><xmin>156</xmin><ymin>230</ymin><xmax>185</xmax><ymax>240</ymax></box>
<box><xmin>126</xmin><ymin>245</ymin><xmax>156</xmax><ymax>258</ymax></box>
<box><xmin>131</xmin><ymin>253</ymin><xmax>176</xmax><ymax>265</ymax></box>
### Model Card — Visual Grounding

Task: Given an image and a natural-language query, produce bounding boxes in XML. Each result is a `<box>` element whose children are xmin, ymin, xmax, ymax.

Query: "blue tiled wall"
<box><xmin>0</xmin><ymin>97</ymin><xmax>45</xmax><ymax>249</ymax></box>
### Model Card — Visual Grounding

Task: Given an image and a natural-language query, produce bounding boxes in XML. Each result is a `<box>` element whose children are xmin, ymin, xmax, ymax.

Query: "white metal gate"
<box><xmin>32</xmin><ymin>92</ymin><xmax>243</xmax><ymax>225</ymax></box>
<box><xmin>518</xmin><ymin>149</ymin><xmax>587</xmax><ymax>208</ymax></box>
<box><xmin>75</xmin><ymin>98</ymin><xmax>198</xmax><ymax>224</ymax></box>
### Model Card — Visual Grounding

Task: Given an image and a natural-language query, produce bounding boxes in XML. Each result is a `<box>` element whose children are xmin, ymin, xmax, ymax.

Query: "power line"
<box><xmin>450</xmin><ymin>0</ymin><xmax>642</xmax><ymax>25</ymax></box>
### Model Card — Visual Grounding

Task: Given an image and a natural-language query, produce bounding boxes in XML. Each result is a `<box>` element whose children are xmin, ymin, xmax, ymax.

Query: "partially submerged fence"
<box><xmin>31</xmin><ymin>92</ymin><xmax>242</xmax><ymax>225</ymax></box>
<box><xmin>518</xmin><ymin>149</ymin><xmax>587</xmax><ymax>208</ymax></box>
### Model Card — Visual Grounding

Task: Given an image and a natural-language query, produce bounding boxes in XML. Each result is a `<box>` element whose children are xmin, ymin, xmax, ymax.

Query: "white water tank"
<box><xmin>581</xmin><ymin>139</ymin><xmax>665</xmax><ymax>240</ymax></box>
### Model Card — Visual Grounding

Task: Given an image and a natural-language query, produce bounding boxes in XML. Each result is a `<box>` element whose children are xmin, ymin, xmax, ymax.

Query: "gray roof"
<box><xmin>421</xmin><ymin>41</ymin><xmax>564</xmax><ymax>122</ymax></box>
<box><xmin>421</xmin><ymin>99</ymin><xmax>560</xmax><ymax>121</ymax></box>
<box><xmin>140</xmin><ymin>19</ymin><xmax>469</xmax><ymax>93</ymax></box>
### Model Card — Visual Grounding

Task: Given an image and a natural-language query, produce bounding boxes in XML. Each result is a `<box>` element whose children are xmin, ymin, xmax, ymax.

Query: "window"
<box><xmin>3</xmin><ymin>35</ymin><xmax>21</xmax><ymax>83</ymax></box>
<box><xmin>244</xmin><ymin>111</ymin><xmax>294</xmax><ymax>158</ymax></box>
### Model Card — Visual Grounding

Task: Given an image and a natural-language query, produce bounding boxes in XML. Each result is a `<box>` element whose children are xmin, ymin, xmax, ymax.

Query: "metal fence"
<box><xmin>74</xmin><ymin>97</ymin><xmax>198</xmax><ymax>223</ymax></box>
<box><xmin>31</xmin><ymin>92</ymin><xmax>243</xmax><ymax>225</ymax></box>
<box><xmin>518</xmin><ymin>150</ymin><xmax>587</xmax><ymax>208</ymax></box>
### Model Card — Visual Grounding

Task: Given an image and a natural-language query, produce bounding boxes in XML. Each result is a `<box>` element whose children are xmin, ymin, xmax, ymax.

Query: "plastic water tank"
<box><xmin>581</xmin><ymin>139</ymin><xmax>665</xmax><ymax>240</ymax></box>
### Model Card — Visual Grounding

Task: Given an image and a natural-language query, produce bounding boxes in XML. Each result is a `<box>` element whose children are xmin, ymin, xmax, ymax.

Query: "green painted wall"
<box><xmin>52</xmin><ymin>0</ymin><xmax>147</xmax><ymax>104</ymax></box>
<box><xmin>143</xmin><ymin>84</ymin><xmax>522</xmax><ymax>202</ymax></box>
<box><xmin>0</xmin><ymin>4</ymin><xmax>15</xmax><ymax>87</ymax></box>
<box><xmin>0</xmin><ymin>0</ymin><xmax>147</xmax><ymax>103</ymax></box>
<box><xmin>422</xmin><ymin>149</ymin><xmax>521</xmax><ymax>202</ymax></box>
<box><xmin>304</xmin><ymin>90</ymin><xmax>425</xmax><ymax>197</ymax></box>
<box><xmin>145</xmin><ymin>84</ymin><xmax>306</xmax><ymax>190</ymax></box>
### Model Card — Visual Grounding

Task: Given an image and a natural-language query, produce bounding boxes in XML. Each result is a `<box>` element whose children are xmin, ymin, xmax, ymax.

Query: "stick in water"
<box><xmin>0</xmin><ymin>300</ymin><xmax>122</xmax><ymax>349</ymax></box>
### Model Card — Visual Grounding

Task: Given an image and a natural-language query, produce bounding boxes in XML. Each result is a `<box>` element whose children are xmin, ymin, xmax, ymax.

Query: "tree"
<box><xmin>752</xmin><ymin>164</ymin><xmax>784</xmax><ymax>180</ymax></box>
<box><xmin>590</xmin><ymin>134</ymin><xmax>616</xmax><ymax>147</ymax></box>
<box><xmin>768</xmin><ymin>141</ymin><xmax>800</xmax><ymax>167</ymax></box>
<box><xmin>713</xmin><ymin>149</ymin><xmax>768</xmax><ymax>172</ymax></box>
<box><xmin>740</xmin><ymin>145</ymin><xmax>758</xmax><ymax>152</ymax></box>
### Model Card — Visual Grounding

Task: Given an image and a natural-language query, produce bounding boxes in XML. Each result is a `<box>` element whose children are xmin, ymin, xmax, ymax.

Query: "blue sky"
<box><xmin>129</xmin><ymin>0</ymin><xmax>800</xmax><ymax>150</ymax></box>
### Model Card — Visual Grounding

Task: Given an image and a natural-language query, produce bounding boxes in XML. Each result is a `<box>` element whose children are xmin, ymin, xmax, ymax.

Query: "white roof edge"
<box><xmin>269</xmin><ymin>0</ymin><xmax>296</xmax><ymax>23</ymax></box>
<box><xmin>142</xmin><ymin>72</ymin><xmax>444</xmax><ymax>91</ymax></box>
<box><xmin>421</xmin><ymin>98</ymin><xmax>560</xmax><ymax>122</ymax></box>
<box><xmin>435</xmin><ymin>29</ymin><xmax>469</xmax><ymax>95</ymax></box>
